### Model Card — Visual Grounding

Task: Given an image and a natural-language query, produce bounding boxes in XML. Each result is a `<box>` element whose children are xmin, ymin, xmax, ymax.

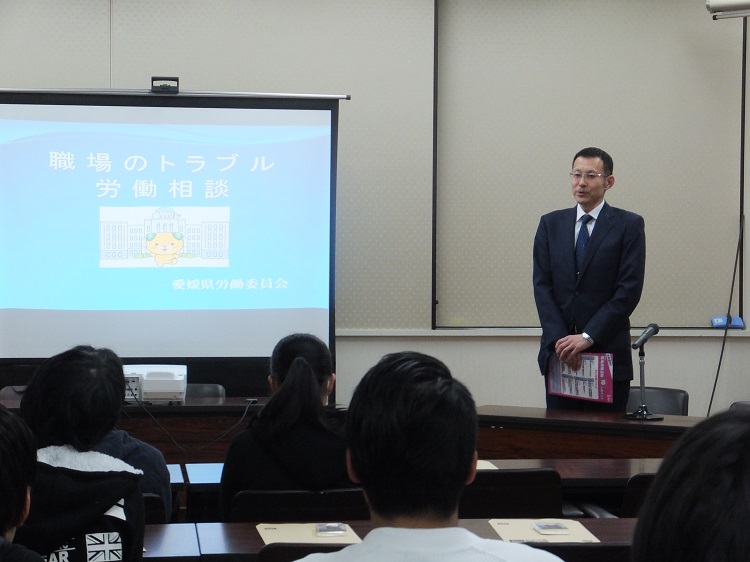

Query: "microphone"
<box><xmin>632</xmin><ymin>323</ymin><xmax>660</xmax><ymax>349</ymax></box>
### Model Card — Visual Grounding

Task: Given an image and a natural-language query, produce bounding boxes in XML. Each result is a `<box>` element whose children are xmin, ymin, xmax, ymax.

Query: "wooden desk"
<box><xmin>168</xmin><ymin>464</ymin><xmax>185</xmax><ymax>487</ymax></box>
<box><xmin>175</xmin><ymin>459</ymin><xmax>661</xmax><ymax>521</ymax></box>
<box><xmin>167</xmin><ymin>464</ymin><xmax>187</xmax><ymax>522</ymax></box>
<box><xmin>0</xmin><ymin>398</ymin><xmax>698</xmax><ymax>463</ymax></box>
<box><xmin>196</xmin><ymin>518</ymin><xmax>636</xmax><ymax>562</ymax></box>
<box><xmin>144</xmin><ymin>523</ymin><xmax>200</xmax><ymax>561</ymax></box>
<box><xmin>0</xmin><ymin>397</ymin><xmax>264</xmax><ymax>464</ymax></box>
<box><xmin>183</xmin><ymin>458</ymin><xmax>663</xmax><ymax>493</ymax></box>
<box><xmin>118</xmin><ymin>397</ymin><xmax>264</xmax><ymax>464</ymax></box>
<box><xmin>184</xmin><ymin>463</ymin><xmax>225</xmax><ymax>522</ymax></box>
<box><xmin>486</xmin><ymin>458</ymin><xmax>662</xmax><ymax>489</ymax></box>
<box><xmin>478</xmin><ymin>405</ymin><xmax>702</xmax><ymax>459</ymax></box>
<box><xmin>137</xmin><ymin>403</ymin><xmax>696</xmax><ymax>463</ymax></box>
<box><xmin>485</xmin><ymin>457</ymin><xmax>663</xmax><ymax>514</ymax></box>
<box><xmin>123</xmin><ymin>403</ymin><xmax>698</xmax><ymax>463</ymax></box>
<box><xmin>185</xmin><ymin>462</ymin><xmax>224</xmax><ymax>489</ymax></box>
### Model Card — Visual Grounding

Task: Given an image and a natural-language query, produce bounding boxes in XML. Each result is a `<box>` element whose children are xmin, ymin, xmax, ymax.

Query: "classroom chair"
<box><xmin>0</xmin><ymin>385</ymin><xmax>26</xmax><ymax>400</ymax></box>
<box><xmin>578</xmin><ymin>473</ymin><xmax>656</xmax><ymax>518</ymax></box>
<box><xmin>458</xmin><ymin>468</ymin><xmax>563</xmax><ymax>519</ymax></box>
<box><xmin>185</xmin><ymin>383</ymin><xmax>226</xmax><ymax>399</ymax></box>
<box><xmin>143</xmin><ymin>492</ymin><xmax>169</xmax><ymax>524</ymax></box>
<box><xmin>229</xmin><ymin>487</ymin><xmax>369</xmax><ymax>522</ymax></box>
<box><xmin>729</xmin><ymin>401</ymin><xmax>750</xmax><ymax>411</ymax></box>
<box><xmin>626</xmin><ymin>387</ymin><xmax>689</xmax><ymax>416</ymax></box>
<box><xmin>257</xmin><ymin>543</ymin><xmax>345</xmax><ymax>562</ymax></box>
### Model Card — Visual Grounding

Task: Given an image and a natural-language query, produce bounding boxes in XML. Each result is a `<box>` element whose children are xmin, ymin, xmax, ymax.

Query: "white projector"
<box><xmin>123</xmin><ymin>364</ymin><xmax>187</xmax><ymax>402</ymax></box>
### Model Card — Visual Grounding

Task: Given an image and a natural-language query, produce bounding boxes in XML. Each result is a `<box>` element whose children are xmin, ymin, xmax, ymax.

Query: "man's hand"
<box><xmin>555</xmin><ymin>334</ymin><xmax>593</xmax><ymax>371</ymax></box>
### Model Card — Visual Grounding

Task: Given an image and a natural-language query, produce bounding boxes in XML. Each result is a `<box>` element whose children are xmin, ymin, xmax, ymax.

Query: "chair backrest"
<box><xmin>0</xmin><ymin>385</ymin><xmax>26</xmax><ymax>400</ymax></box>
<box><xmin>619</xmin><ymin>472</ymin><xmax>655</xmax><ymax>518</ymax></box>
<box><xmin>185</xmin><ymin>383</ymin><xmax>226</xmax><ymax>399</ymax></box>
<box><xmin>729</xmin><ymin>401</ymin><xmax>750</xmax><ymax>412</ymax></box>
<box><xmin>229</xmin><ymin>487</ymin><xmax>369</xmax><ymax>522</ymax></box>
<box><xmin>257</xmin><ymin>543</ymin><xmax>346</xmax><ymax>562</ymax></box>
<box><xmin>142</xmin><ymin>492</ymin><xmax>168</xmax><ymax>524</ymax></box>
<box><xmin>540</xmin><ymin>543</ymin><xmax>632</xmax><ymax>562</ymax></box>
<box><xmin>626</xmin><ymin>386</ymin><xmax>689</xmax><ymax>416</ymax></box>
<box><xmin>458</xmin><ymin>468</ymin><xmax>562</xmax><ymax>519</ymax></box>
<box><xmin>0</xmin><ymin>365</ymin><xmax>38</xmax><ymax>386</ymax></box>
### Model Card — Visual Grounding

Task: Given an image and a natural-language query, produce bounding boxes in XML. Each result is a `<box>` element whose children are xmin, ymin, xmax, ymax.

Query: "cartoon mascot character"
<box><xmin>146</xmin><ymin>232</ymin><xmax>184</xmax><ymax>266</ymax></box>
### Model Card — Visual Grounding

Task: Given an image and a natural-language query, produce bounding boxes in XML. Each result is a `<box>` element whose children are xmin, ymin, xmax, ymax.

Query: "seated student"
<box><xmin>632</xmin><ymin>409</ymin><xmax>750</xmax><ymax>562</ymax></box>
<box><xmin>14</xmin><ymin>346</ymin><xmax>151</xmax><ymax>562</ymax></box>
<box><xmin>220</xmin><ymin>333</ymin><xmax>351</xmax><ymax>519</ymax></box>
<box><xmin>0</xmin><ymin>406</ymin><xmax>44</xmax><ymax>562</ymax></box>
<box><xmin>22</xmin><ymin>346</ymin><xmax>171</xmax><ymax>514</ymax></box>
<box><xmin>299</xmin><ymin>351</ymin><xmax>562</xmax><ymax>561</ymax></box>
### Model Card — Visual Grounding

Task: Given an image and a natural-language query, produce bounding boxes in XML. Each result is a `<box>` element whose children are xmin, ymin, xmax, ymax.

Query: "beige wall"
<box><xmin>0</xmin><ymin>0</ymin><xmax>747</xmax><ymax>412</ymax></box>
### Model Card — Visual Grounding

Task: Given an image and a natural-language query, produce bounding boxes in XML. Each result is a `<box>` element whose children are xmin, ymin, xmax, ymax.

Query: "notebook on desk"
<box><xmin>489</xmin><ymin>519</ymin><xmax>600</xmax><ymax>543</ymax></box>
<box><xmin>256</xmin><ymin>523</ymin><xmax>361</xmax><ymax>545</ymax></box>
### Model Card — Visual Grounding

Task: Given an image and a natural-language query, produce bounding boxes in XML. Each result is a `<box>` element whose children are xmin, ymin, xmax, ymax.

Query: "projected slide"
<box><xmin>0</xmin><ymin>97</ymin><xmax>336</xmax><ymax>358</ymax></box>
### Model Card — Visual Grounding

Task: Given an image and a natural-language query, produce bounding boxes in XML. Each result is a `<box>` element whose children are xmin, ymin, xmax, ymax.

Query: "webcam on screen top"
<box><xmin>151</xmin><ymin>76</ymin><xmax>179</xmax><ymax>94</ymax></box>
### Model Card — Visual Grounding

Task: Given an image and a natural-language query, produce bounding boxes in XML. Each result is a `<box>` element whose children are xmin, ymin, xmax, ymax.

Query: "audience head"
<box><xmin>633</xmin><ymin>409</ymin><xmax>750</xmax><ymax>562</ymax></box>
<box><xmin>346</xmin><ymin>351</ymin><xmax>478</xmax><ymax>522</ymax></box>
<box><xmin>260</xmin><ymin>333</ymin><xmax>335</xmax><ymax>437</ymax></box>
<box><xmin>20</xmin><ymin>345</ymin><xmax>125</xmax><ymax>451</ymax></box>
<box><xmin>270</xmin><ymin>333</ymin><xmax>334</xmax><ymax>393</ymax></box>
<box><xmin>0</xmin><ymin>405</ymin><xmax>37</xmax><ymax>539</ymax></box>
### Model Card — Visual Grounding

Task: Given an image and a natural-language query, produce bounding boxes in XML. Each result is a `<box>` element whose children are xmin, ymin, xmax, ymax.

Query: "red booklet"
<box><xmin>547</xmin><ymin>353</ymin><xmax>613</xmax><ymax>403</ymax></box>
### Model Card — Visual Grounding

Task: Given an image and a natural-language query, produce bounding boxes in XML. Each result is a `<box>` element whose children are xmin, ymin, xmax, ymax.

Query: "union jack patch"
<box><xmin>85</xmin><ymin>532</ymin><xmax>122</xmax><ymax>562</ymax></box>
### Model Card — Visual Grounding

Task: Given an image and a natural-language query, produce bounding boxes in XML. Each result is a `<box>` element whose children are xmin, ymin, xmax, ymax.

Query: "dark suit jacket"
<box><xmin>533</xmin><ymin>202</ymin><xmax>646</xmax><ymax>382</ymax></box>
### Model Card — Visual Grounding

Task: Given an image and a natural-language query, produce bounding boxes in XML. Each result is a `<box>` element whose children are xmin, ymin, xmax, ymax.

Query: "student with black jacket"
<box><xmin>220</xmin><ymin>333</ymin><xmax>352</xmax><ymax>519</ymax></box>
<box><xmin>15</xmin><ymin>346</ymin><xmax>146</xmax><ymax>562</ymax></box>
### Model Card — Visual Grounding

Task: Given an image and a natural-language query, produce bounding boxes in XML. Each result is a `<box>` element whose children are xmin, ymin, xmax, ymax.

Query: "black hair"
<box><xmin>573</xmin><ymin>146</ymin><xmax>613</xmax><ymax>176</ymax></box>
<box><xmin>346</xmin><ymin>351</ymin><xmax>477</xmax><ymax>520</ymax></box>
<box><xmin>0</xmin><ymin>405</ymin><xmax>37</xmax><ymax>534</ymax></box>
<box><xmin>257</xmin><ymin>333</ymin><xmax>333</xmax><ymax>438</ymax></box>
<box><xmin>20</xmin><ymin>345</ymin><xmax>125</xmax><ymax>451</ymax></box>
<box><xmin>632</xmin><ymin>409</ymin><xmax>750</xmax><ymax>561</ymax></box>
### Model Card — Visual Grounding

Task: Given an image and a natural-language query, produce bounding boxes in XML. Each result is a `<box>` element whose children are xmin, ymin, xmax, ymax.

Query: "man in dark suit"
<box><xmin>533</xmin><ymin>147</ymin><xmax>645</xmax><ymax>411</ymax></box>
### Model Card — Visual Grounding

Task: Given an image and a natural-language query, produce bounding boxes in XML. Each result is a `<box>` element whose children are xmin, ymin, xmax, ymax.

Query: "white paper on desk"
<box><xmin>489</xmin><ymin>519</ymin><xmax>600</xmax><ymax>543</ymax></box>
<box><xmin>476</xmin><ymin>460</ymin><xmax>498</xmax><ymax>470</ymax></box>
<box><xmin>256</xmin><ymin>523</ymin><xmax>362</xmax><ymax>545</ymax></box>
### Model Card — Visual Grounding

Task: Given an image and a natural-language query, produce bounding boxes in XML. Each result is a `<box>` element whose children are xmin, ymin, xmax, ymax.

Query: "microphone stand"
<box><xmin>625</xmin><ymin>343</ymin><xmax>663</xmax><ymax>421</ymax></box>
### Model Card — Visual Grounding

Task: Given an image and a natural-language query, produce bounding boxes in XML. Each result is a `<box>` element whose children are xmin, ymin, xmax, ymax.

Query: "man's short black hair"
<box><xmin>346</xmin><ymin>351</ymin><xmax>477</xmax><ymax>520</ymax></box>
<box><xmin>573</xmin><ymin>146</ymin><xmax>613</xmax><ymax>176</ymax></box>
<box><xmin>0</xmin><ymin>405</ymin><xmax>37</xmax><ymax>534</ymax></box>
<box><xmin>20</xmin><ymin>345</ymin><xmax>125</xmax><ymax>451</ymax></box>
<box><xmin>633</xmin><ymin>409</ymin><xmax>750</xmax><ymax>561</ymax></box>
